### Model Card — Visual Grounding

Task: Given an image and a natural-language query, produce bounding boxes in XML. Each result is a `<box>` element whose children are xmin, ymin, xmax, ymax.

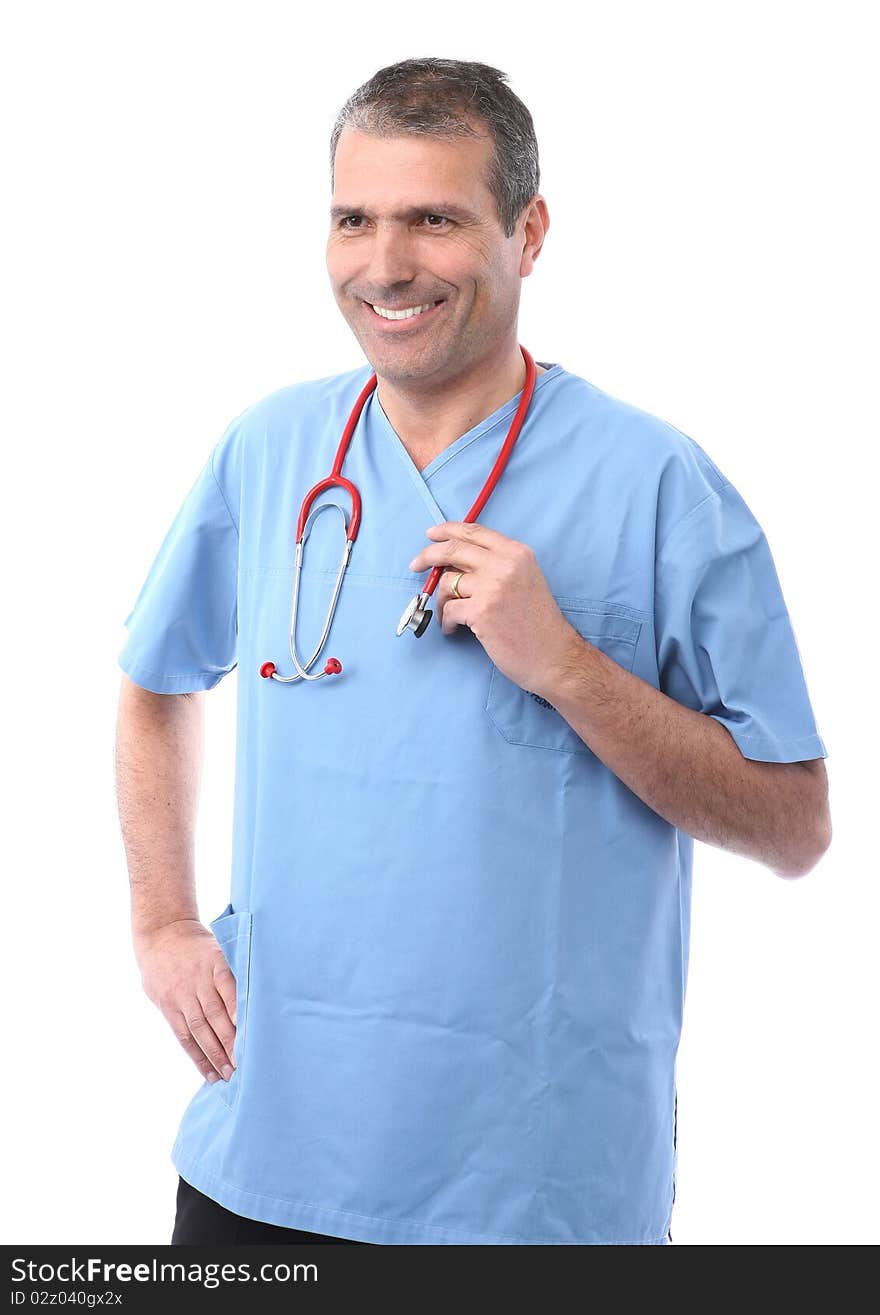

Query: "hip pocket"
<box><xmin>484</xmin><ymin>602</ymin><xmax>642</xmax><ymax>756</ymax></box>
<box><xmin>207</xmin><ymin>903</ymin><xmax>253</xmax><ymax>1110</ymax></box>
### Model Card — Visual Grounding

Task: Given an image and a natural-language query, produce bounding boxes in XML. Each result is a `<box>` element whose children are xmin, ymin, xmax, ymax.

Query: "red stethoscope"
<box><xmin>259</xmin><ymin>344</ymin><xmax>537</xmax><ymax>683</ymax></box>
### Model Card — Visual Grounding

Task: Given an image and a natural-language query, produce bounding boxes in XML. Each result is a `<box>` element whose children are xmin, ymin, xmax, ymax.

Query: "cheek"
<box><xmin>457</xmin><ymin>252</ymin><xmax>514</xmax><ymax>304</ymax></box>
<box><xmin>477</xmin><ymin>268</ymin><xmax>520</xmax><ymax>316</ymax></box>
<box><xmin>430</xmin><ymin>237</ymin><xmax>488</xmax><ymax>286</ymax></box>
<box><xmin>326</xmin><ymin>244</ymin><xmax>358</xmax><ymax>288</ymax></box>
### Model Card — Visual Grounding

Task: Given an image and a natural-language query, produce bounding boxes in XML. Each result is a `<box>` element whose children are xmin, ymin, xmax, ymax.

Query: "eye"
<box><xmin>336</xmin><ymin>213</ymin><xmax>451</xmax><ymax>231</ymax></box>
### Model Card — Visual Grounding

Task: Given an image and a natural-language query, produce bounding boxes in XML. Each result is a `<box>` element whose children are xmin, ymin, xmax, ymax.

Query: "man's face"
<box><xmin>327</xmin><ymin>126</ymin><xmax>529</xmax><ymax>385</ymax></box>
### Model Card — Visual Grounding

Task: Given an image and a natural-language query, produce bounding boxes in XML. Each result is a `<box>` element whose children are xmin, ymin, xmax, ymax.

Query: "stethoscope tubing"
<box><xmin>269</xmin><ymin>502</ymin><xmax>352</xmax><ymax>682</ymax></box>
<box><xmin>260</xmin><ymin>345</ymin><xmax>536</xmax><ymax>682</ymax></box>
<box><xmin>420</xmin><ymin>346</ymin><xmax>535</xmax><ymax>602</ymax></box>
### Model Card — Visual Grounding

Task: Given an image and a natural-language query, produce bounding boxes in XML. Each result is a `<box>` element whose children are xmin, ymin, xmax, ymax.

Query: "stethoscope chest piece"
<box><xmin>396</xmin><ymin>592</ymin><xmax>433</xmax><ymax>638</ymax></box>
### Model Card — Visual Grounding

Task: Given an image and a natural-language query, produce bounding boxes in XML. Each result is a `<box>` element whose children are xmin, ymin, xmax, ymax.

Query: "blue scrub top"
<box><xmin>118</xmin><ymin>360</ymin><xmax>827</xmax><ymax>1245</ymax></box>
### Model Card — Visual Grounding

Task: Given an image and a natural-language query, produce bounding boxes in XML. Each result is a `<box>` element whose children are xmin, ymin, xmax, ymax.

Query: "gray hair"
<box><xmin>329</xmin><ymin>57</ymin><xmax>540</xmax><ymax>239</ymax></box>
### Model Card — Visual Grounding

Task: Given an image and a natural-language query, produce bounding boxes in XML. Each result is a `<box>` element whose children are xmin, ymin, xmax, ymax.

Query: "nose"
<box><xmin>363</xmin><ymin>223</ymin><xmax>419</xmax><ymax>293</ymax></box>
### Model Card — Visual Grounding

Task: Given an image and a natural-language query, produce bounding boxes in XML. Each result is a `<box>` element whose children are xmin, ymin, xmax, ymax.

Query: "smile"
<box><xmin>365</xmin><ymin>299</ymin><xmax>445</xmax><ymax>327</ymax></box>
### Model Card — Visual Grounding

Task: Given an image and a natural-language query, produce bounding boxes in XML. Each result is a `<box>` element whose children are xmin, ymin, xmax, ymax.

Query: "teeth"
<box><xmin>371</xmin><ymin>302</ymin><xmax>436</xmax><ymax>320</ymax></box>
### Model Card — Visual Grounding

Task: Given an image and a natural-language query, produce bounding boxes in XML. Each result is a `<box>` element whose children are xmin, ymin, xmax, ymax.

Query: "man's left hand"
<box><xmin>407</xmin><ymin>520</ymin><xmax>581</xmax><ymax>697</ymax></box>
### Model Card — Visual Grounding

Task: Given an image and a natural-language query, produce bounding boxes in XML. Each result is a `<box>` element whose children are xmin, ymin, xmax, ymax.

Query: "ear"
<box><xmin>519</xmin><ymin>196</ymin><xmax>550</xmax><ymax>278</ymax></box>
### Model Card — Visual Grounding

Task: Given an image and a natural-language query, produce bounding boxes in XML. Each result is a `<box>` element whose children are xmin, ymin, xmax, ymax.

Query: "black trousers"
<box><xmin>171</xmin><ymin>1175</ymin><xmax>374</xmax><ymax>1244</ymax></box>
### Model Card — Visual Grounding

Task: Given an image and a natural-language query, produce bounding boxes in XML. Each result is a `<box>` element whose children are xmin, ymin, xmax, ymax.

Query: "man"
<box><xmin>115</xmin><ymin>57</ymin><xmax>831</xmax><ymax>1246</ymax></box>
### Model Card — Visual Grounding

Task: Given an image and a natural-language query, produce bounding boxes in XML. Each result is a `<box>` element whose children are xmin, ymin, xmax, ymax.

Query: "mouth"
<box><xmin>362</xmin><ymin>298</ymin><xmax>446</xmax><ymax>331</ymax></box>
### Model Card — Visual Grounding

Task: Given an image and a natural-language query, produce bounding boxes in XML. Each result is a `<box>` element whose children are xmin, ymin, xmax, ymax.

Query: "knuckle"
<box><xmin>203</xmin><ymin>999</ymin><xmax>231</xmax><ymax>1028</ymax></box>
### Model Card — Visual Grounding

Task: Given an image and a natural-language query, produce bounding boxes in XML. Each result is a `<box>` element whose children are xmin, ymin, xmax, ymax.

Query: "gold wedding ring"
<box><xmin>450</xmin><ymin>570</ymin><xmax>465</xmax><ymax>599</ymax></box>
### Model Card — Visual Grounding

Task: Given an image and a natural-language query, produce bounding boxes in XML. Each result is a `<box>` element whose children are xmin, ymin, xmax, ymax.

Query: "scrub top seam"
<box><xmin>241</xmin><ymin>564</ymin><xmax>653</xmax><ymax>621</ymax></box>
<box><xmin>726</xmin><ymin>728</ymin><xmax>822</xmax><ymax>743</ymax></box>
<box><xmin>121</xmin><ymin>659</ymin><xmax>231</xmax><ymax>681</ymax></box>
<box><xmin>171</xmin><ymin>1146</ymin><xmax>669</xmax><ymax>1246</ymax></box>
<box><xmin>419</xmin><ymin>363</ymin><xmax>565</xmax><ymax>481</ymax></box>
<box><xmin>373</xmin><ymin>363</ymin><xmax>565</xmax><ymax>487</ymax></box>
<box><xmin>210</xmin><ymin>445</ymin><xmax>240</xmax><ymax>537</ymax></box>
<box><xmin>655</xmin><ymin>481</ymin><xmax>730</xmax><ymax>562</ymax></box>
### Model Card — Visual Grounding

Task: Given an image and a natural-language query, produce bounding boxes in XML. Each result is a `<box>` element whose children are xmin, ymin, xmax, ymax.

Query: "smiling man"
<box><xmin>327</xmin><ymin>123</ymin><xmax>549</xmax><ymax>473</ymax></box>
<box><xmin>116</xmin><ymin>57</ymin><xmax>831</xmax><ymax>1247</ymax></box>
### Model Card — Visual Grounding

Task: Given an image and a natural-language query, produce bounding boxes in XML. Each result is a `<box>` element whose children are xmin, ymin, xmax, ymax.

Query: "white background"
<box><xmin>3</xmin><ymin>0</ymin><xmax>876</xmax><ymax>1246</ymax></box>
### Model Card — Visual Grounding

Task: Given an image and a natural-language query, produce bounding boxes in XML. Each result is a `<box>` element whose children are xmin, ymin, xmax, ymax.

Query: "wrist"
<box><xmin>532</xmin><ymin>620</ymin><xmax>590</xmax><ymax>705</ymax></box>
<box><xmin>131</xmin><ymin>910</ymin><xmax>200</xmax><ymax>942</ymax></box>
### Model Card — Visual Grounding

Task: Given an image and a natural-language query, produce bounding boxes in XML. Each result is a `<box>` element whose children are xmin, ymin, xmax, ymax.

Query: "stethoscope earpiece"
<box><xmin>260</xmin><ymin>658</ymin><xmax>341</xmax><ymax>680</ymax></box>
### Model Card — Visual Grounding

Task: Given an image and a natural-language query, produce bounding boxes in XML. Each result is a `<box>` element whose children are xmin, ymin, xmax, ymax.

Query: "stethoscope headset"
<box><xmin>259</xmin><ymin>344</ymin><xmax>537</xmax><ymax>683</ymax></box>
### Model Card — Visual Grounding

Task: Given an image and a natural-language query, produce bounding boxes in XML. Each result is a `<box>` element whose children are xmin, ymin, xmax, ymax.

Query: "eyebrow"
<box><xmin>329</xmin><ymin>202</ymin><xmax>477</xmax><ymax>223</ymax></box>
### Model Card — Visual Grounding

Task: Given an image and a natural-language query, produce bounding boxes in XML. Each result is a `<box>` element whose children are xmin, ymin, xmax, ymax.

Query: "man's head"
<box><xmin>326</xmin><ymin>58</ymin><xmax>548</xmax><ymax>388</ymax></box>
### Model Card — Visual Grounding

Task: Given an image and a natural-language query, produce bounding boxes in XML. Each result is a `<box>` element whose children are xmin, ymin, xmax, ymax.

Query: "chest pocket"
<box><xmin>484</xmin><ymin>602</ymin><xmax>642</xmax><ymax>755</ymax></box>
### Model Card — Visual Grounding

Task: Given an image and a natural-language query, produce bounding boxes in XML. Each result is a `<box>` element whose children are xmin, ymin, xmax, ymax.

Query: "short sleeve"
<box><xmin>654</xmin><ymin>481</ymin><xmax>827</xmax><ymax>763</ymax></box>
<box><xmin>118</xmin><ymin>443</ymin><xmax>239</xmax><ymax>694</ymax></box>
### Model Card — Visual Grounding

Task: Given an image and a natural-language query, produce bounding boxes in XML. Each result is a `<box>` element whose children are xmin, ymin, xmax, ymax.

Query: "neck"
<box><xmin>375</xmin><ymin>342</ymin><xmax>546</xmax><ymax>467</ymax></box>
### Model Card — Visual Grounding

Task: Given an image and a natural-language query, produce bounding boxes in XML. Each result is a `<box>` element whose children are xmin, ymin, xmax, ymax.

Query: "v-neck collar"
<box><xmin>368</xmin><ymin>362</ymin><xmax>564</xmax><ymax>523</ymax></box>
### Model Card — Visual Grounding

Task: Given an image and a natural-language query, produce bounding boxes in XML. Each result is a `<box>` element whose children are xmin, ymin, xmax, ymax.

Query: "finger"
<box><xmin>435</xmin><ymin>567</ymin><xmax>469</xmax><ymax>624</ymax></box>
<box><xmin>439</xmin><ymin>598</ymin><xmax>474</xmax><ymax>636</ymax></box>
<box><xmin>166</xmin><ymin>1006</ymin><xmax>223</xmax><ymax>1083</ymax></box>
<box><xmin>212</xmin><ymin>952</ymin><xmax>238</xmax><ymax>1042</ymax></box>
<box><xmin>424</xmin><ymin>521</ymin><xmax>518</xmax><ymax>552</ymax></box>
<box><xmin>439</xmin><ymin>564</ymin><xmax>472</xmax><ymax>598</ymax></box>
<box><xmin>183</xmin><ymin>990</ymin><xmax>236</xmax><ymax>1079</ymax></box>
<box><xmin>200</xmin><ymin>973</ymin><xmax>237</xmax><ymax>1069</ymax></box>
<box><xmin>408</xmin><ymin>537</ymin><xmax>487</xmax><ymax>575</ymax></box>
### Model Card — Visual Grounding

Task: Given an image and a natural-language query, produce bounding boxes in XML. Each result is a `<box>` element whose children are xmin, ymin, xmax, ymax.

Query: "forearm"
<box><xmin>115</xmin><ymin>678</ymin><xmax>204</xmax><ymax>935</ymax></box>
<box><xmin>536</xmin><ymin>630</ymin><xmax>823</xmax><ymax>878</ymax></box>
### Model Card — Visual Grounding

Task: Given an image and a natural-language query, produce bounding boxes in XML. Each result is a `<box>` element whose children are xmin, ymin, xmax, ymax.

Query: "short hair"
<box><xmin>329</xmin><ymin>57</ymin><xmax>540</xmax><ymax>239</ymax></box>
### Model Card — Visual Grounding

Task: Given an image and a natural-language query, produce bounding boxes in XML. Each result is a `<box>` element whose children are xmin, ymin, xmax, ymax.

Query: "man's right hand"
<box><xmin>133</xmin><ymin>919</ymin><xmax>238</xmax><ymax>1085</ymax></box>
